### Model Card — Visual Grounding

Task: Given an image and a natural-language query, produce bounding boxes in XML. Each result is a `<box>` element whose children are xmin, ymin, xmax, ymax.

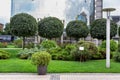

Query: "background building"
<box><xmin>11</xmin><ymin>0</ymin><xmax>103</xmax><ymax>25</ymax></box>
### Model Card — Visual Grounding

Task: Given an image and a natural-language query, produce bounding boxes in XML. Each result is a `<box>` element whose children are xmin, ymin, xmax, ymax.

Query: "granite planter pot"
<box><xmin>37</xmin><ymin>66</ymin><xmax>47</xmax><ymax>75</ymax></box>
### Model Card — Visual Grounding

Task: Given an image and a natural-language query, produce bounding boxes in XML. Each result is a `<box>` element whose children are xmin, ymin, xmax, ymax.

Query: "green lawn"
<box><xmin>0</xmin><ymin>48</ymin><xmax>120</xmax><ymax>73</ymax></box>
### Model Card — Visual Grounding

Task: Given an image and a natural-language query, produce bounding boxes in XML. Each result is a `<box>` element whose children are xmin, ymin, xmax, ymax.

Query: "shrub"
<box><xmin>17</xmin><ymin>48</ymin><xmax>40</xmax><ymax>59</ymax></box>
<box><xmin>99</xmin><ymin>48</ymin><xmax>113</xmax><ymax>59</ymax></box>
<box><xmin>0</xmin><ymin>50</ymin><xmax>10</xmax><ymax>59</ymax></box>
<box><xmin>78</xmin><ymin>41</ymin><xmax>98</xmax><ymax>59</ymax></box>
<box><xmin>100</xmin><ymin>40</ymin><xmax>117</xmax><ymax>52</ymax></box>
<box><xmin>0</xmin><ymin>42</ymin><xmax>8</xmax><ymax>48</ymax></box>
<box><xmin>72</xmin><ymin>48</ymin><xmax>90</xmax><ymax>62</ymax></box>
<box><xmin>25</xmin><ymin>42</ymin><xmax>34</xmax><ymax>49</ymax></box>
<box><xmin>118</xmin><ymin>41</ymin><xmax>120</xmax><ymax>52</ymax></box>
<box><xmin>31</xmin><ymin>51</ymin><xmax>51</xmax><ymax>66</ymax></box>
<box><xmin>40</xmin><ymin>40</ymin><xmax>58</xmax><ymax>49</ymax></box>
<box><xmin>113</xmin><ymin>52</ymin><xmax>120</xmax><ymax>62</ymax></box>
<box><xmin>14</xmin><ymin>39</ymin><xmax>22</xmax><ymax>48</ymax></box>
<box><xmin>49</xmin><ymin>44</ymin><xmax>76</xmax><ymax>61</ymax></box>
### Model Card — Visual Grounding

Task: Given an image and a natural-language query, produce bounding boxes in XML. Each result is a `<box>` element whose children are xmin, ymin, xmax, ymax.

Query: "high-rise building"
<box><xmin>95</xmin><ymin>0</ymin><xmax>103</xmax><ymax>19</ymax></box>
<box><xmin>11</xmin><ymin>0</ymin><xmax>103</xmax><ymax>24</ymax></box>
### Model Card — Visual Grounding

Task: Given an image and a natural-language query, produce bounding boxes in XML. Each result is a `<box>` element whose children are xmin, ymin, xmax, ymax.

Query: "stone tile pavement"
<box><xmin>0</xmin><ymin>73</ymin><xmax>120</xmax><ymax>80</ymax></box>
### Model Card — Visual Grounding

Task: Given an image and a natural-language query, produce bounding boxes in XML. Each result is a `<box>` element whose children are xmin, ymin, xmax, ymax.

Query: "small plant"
<box><xmin>14</xmin><ymin>39</ymin><xmax>22</xmax><ymax>48</ymax></box>
<box><xmin>0</xmin><ymin>42</ymin><xmax>8</xmax><ymax>48</ymax></box>
<box><xmin>113</xmin><ymin>52</ymin><xmax>120</xmax><ymax>62</ymax></box>
<box><xmin>31</xmin><ymin>51</ymin><xmax>51</xmax><ymax>66</ymax></box>
<box><xmin>0</xmin><ymin>50</ymin><xmax>10</xmax><ymax>59</ymax></box>
<box><xmin>31</xmin><ymin>51</ymin><xmax>51</xmax><ymax>75</ymax></box>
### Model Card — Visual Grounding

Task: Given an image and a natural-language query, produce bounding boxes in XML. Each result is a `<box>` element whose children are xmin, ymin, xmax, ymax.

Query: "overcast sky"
<box><xmin>0</xmin><ymin>0</ymin><xmax>120</xmax><ymax>25</ymax></box>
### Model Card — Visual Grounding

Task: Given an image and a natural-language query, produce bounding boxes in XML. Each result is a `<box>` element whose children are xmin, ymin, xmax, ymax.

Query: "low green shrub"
<box><xmin>14</xmin><ymin>39</ymin><xmax>22</xmax><ymax>48</ymax></box>
<box><xmin>39</xmin><ymin>40</ymin><xmax>58</xmax><ymax>49</ymax></box>
<box><xmin>99</xmin><ymin>48</ymin><xmax>113</xmax><ymax>59</ymax></box>
<box><xmin>72</xmin><ymin>48</ymin><xmax>90</xmax><ymax>62</ymax></box>
<box><xmin>100</xmin><ymin>40</ymin><xmax>117</xmax><ymax>52</ymax></box>
<box><xmin>25</xmin><ymin>42</ymin><xmax>34</xmax><ymax>49</ymax></box>
<box><xmin>0</xmin><ymin>50</ymin><xmax>10</xmax><ymax>59</ymax></box>
<box><xmin>0</xmin><ymin>42</ymin><xmax>8</xmax><ymax>48</ymax></box>
<box><xmin>118</xmin><ymin>41</ymin><xmax>120</xmax><ymax>52</ymax></box>
<box><xmin>17</xmin><ymin>48</ymin><xmax>41</xmax><ymax>59</ymax></box>
<box><xmin>31</xmin><ymin>51</ymin><xmax>51</xmax><ymax>66</ymax></box>
<box><xmin>113</xmin><ymin>52</ymin><xmax>120</xmax><ymax>62</ymax></box>
<box><xmin>49</xmin><ymin>44</ymin><xmax>76</xmax><ymax>61</ymax></box>
<box><xmin>76</xmin><ymin>41</ymin><xmax>98</xmax><ymax>60</ymax></box>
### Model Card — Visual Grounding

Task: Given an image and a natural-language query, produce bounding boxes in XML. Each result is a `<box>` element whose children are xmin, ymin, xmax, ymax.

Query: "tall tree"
<box><xmin>66</xmin><ymin>20</ymin><xmax>89</xmax><ymax>41</ymax></box>
<box><xmin>10</xmin><ymin>13</ymin><xmax>37</xmax><ymax>49</ymax></box>
<box><xmin>38</xmin><ymin>17</ymin><xmax>64</xmax><ymax>39</ymax></box>
<box><xmin>90</xmin><ymin>18</ymin><xmax>117</xmax><ymax>40</ymax></box>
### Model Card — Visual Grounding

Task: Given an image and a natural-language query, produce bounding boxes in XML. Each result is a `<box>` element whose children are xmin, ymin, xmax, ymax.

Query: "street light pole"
<box><xmin>102</xmin><ymin>8</ymin><xmax>116</xmax><ymax>68</ymax></box>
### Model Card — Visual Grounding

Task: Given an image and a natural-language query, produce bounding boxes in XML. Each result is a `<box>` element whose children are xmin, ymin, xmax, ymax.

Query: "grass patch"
<box><xmin>0</xmin><ymin>49</ymin><xmax>120</xmax><ymax>73</ymax></box>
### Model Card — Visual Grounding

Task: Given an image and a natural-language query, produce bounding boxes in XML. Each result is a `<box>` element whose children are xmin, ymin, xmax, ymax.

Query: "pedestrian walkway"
<box><xmin>0</xmin><ymin>73</ymin><xmax>120</xmax><ymax>80</ymax></box>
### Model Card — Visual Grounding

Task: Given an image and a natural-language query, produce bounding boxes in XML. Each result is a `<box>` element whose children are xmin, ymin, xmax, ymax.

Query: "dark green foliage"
<box><xmin>100</xmin><ymin>40</ymin><xmax>117</xmax><ymax>52</ymax></box>
<box><xmin>10</xmin><ymin>13</ymin><xmax>37</xmax><ymax>37</ymax></box>
<box><xmin>38</xmin><ymin>17</ymin><xmax>64</xmax><ymax>39</ymax></box>
<box><xmin>66</xmin><ymin>20</ymin><xmax>89</xmax><ymax>41</ymax></box>
<box><xmin>14</xmin><ymin>39</ymin><xmax>22</xmax><ymax>48</ymax></box>
<box><xmin>119</xmin><ymin>27</ymin><xmax>120</xmax><ymax>37</ymax></box>
<box><xmin>31</xmin><ymin>51</ymin><xmax>51</xmax><ymax>66</ymax></box>
<box><xmin>113</xmin><ymin>52</ymin><xmax>120</xmax><ymax>62</ymax></box>
<box><xmin>25</xmin><ymin>42</ymin><xmax>34</xmax><ymax>49</ymax></box>
<box><xmin>118</xmin><ymin>40</ymin><xmax>120</xmax><ymax>52</ymax></box>
<box><xmin>72</xmin><ymin>41</ymin><xmax>98</xmax><ymax>61</ymax></box>
<box><xmin>99</xmin><ymin>48</ymin><xmax>113</xmax><ymax>59</ymax></box>
<box><xmin>72</xmin><ymin>48</ymin><xmax>90</xmax><ymax>62</ymax></box>
<box><xmin>4</xmin><ymin>23</ymin><xmax>11</xmax><ymax>35</ymax></box>
<box><xmin>49</xmin><ymin>44</ymin><xmax>76</xmax><ymax>61</ymax></box>
<box><xmin>10</xmin><ymin>13</ymin><xmax>37</xmax><ymax>49</ymax></box>
<box><xmin>90</xmin><ymin>18</ymin><xmax>117</xmax><ymax>40</ymax></box>
<box><xmin>0</xmin><ymin>50</ymin><xmax>10</xmax><ymax>59</ymax></box>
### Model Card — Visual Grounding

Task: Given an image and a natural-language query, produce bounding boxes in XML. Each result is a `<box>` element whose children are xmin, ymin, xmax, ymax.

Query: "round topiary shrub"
<box><xmin>38</xmin><ymin>17</ymin><xmax>64</xmax><ymax>39</ymax></box>
<box><xmin>66</xmin><ymin>20</ymin><xmax>89</xmax><ymax>41</ymax></box>
<box><xmin>0</xmin><ymin>50</ymin><xmax>10</xmax><ymax>59</ymax></box>
<box><xmin>90</xmin><ymin>18</ymin><xmax>117</xmax><ymax>40</ymax></box>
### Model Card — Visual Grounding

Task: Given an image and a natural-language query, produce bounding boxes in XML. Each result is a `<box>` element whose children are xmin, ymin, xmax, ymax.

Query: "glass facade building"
<box><xmin>11</xmin><ymin>0</ymin><xmax>102</xmax><ymax>25</ymax></box>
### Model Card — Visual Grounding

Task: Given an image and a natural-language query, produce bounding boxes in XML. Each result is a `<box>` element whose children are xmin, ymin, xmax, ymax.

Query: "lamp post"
<box><xmin>102</xmin><ymin>8</ymin><xmax>116</xmax><ymax>68</ymax></box>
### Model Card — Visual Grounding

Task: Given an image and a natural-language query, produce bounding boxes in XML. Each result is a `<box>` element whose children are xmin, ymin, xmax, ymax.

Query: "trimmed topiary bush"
<box><xmin>38</xmin><ymin>17</ymin><xmax>64</xmax><ymax>39</ymax></box>
<box><xmin>66</xmin><ymin>20</ymin><xmax>89</xmax><ymax>41</ymax></box>
<box><xmin>0</xmin><ymin>50</ymin><xmax>10</xmax><ymax>59</ymax></box>
<box><xmin>90</xmin><ymin>18</ymin><xmax>117</xmax><ymax>40</ymax></box>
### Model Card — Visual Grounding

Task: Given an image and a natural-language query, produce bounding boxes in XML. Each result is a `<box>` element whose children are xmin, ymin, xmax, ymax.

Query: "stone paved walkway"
<box><xmin>0</xmin><ymin>73</ymin><xmax>120</xmax><ymax>80</ymax></box>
